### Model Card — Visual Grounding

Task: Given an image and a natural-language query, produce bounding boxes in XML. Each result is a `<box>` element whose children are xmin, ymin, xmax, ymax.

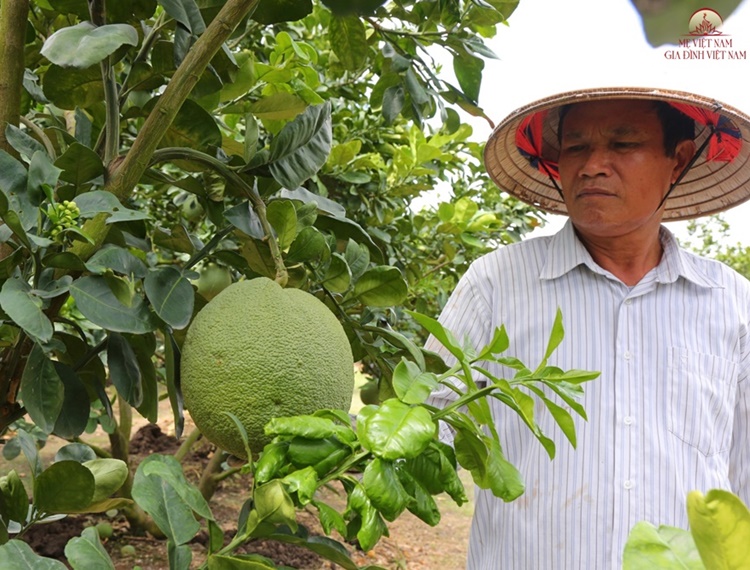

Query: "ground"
<box><xmin>2</xmin><ymin>393</ymin><xmax>474</xmax><ymax>569</ymax></box>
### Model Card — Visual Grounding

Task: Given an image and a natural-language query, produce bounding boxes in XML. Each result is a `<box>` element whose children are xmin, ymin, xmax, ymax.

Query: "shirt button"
<box><xmin>624</xmin><ymin>416</ymin><xmax>634</xmax><ymax>425</ymax></box>
<box><xmin>624</xmin><ymin>351</ymin><xmax>632</xmax><ymax>360</ymax></box>
<box><xmin>624</xmin><ymin>299</ymin><xmax>632</xmax><ymax>306</ymax></box>
<box><xmin>624</xmin><ymin>480</ymin><xmax>634</xmax><ymax>490</ymax></box>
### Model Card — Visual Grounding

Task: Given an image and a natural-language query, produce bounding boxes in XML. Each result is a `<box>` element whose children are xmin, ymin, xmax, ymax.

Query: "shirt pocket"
<box><xmin>667</xmin><ymin>347</ymin><xmax>738</xmax><ymax>456</ymax></box>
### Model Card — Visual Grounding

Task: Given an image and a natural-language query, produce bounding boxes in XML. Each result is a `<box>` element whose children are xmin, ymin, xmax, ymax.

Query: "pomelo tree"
<box><xmin>0</xmin><ymin>1</ymin><xmax>601</xmax><ymax>567</ymax></box>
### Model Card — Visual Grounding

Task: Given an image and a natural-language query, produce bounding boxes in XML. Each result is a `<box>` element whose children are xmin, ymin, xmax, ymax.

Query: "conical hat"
<box><xmin>484</xmin><ymin>87</ymin><xmax>750</xmax><ymax>221</ymax></box>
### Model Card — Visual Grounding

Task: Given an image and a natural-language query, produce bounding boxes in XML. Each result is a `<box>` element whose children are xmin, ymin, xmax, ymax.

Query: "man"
<box><xmin>426</xmin><ymin>87</ymin><xmax>750</xmax><ymax>569</ymax></box>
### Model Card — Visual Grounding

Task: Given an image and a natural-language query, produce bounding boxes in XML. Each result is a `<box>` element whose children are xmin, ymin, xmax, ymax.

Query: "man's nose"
<box><xmin>579</xmin><ymin>147</ymin><xmax>613</xmax><ymax>178</ymax></box>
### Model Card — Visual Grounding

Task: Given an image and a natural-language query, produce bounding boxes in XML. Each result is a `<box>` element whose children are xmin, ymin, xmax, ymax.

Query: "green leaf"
<box><xmin>85</xmin><ymin>245</ymin><xmax>148</xmax><ymax>278</ymax></box>
<box><xmin>249</xmin><ymin>92</ymin><xmax>306</xmax><ymax>121</ymax></box>
<box><xmin>0</xmin><ymin>540</ymin><xmax>67</xmax><ymax>569</ymax></box>
<box><xmin>541</xmin><ymin>380</ymin><xmax>587</xmax><ymax>420</ymax></box>
<box><xmin>314</xmin><ymin>213</ymin><xmax>383</xmax><ymax>263</ymax></box>
<box><xmin>140</xmin><ymin>455</ymin><xmax>213</xmax><ymax>520</ymax></box>
<box><xmin>254</xmin><ymin>442</ymin><xmax>289</xmax><ymax>483</ymax></box>
<box><xmin>215</xmin><ymin>412</ymin><xmax>248</xmax><ymax>461</ymax></box>
<box><xmin>476</xmin><ymin>325</ymin><xmax>509</xmax><ymax>361</ymax></box>
<box><xmin>252</xmin><ymin>0</ymin><xmax>313</xmax><ymax>24</ymax></box>
<box><xmin>343</xmin><ymin>239</ymin><xmax>369</xmax><ymax>280</ymax></box>
<box><xmin>74</xmin><ymin>191</ymin><xmax>150</xmax><ymax>223</ymax></box>
<box><xmin>34</xmin><ymin>461</ymin><xmax>95</xmax><ymax>514</ymax></box>
<box><xmin>541</xmin><ymin>393</ymin><xmax>577</xmax><ymax>448</ymax></box>
<box><xmin>270</xmin><ymin>532</ymin><xmax>360</xmax><ymax>570</ymax></box>
<box><xmin>157</xmin><ymin>0</ymin><xmax>205</xmax><ymax>34</ymax></box>
<box><xmin>287</xmin><ymin>437</ymin><xmax>347</xmax><ymax>469</ymax></box>
<box><xmin>279</xmin><ymin>187</ymin><xmax>346</xmax><ymax>217</ymax></box>
<box><xmin>406</xmin><ymin>442</ymin><xmax>466</xmax><ymax>503</ymax></box>
<box><xmin>687</xmin><ymin>489</ymin><xmax>750</xmax><ymax>568</ymax></box>
<box><xmin>452</xmin><ymin>49</ymin><xmax>484</xmax><ymax>104</ymax></box>
<box><xmin>353</xmin><ymin>266</ymin><xmax>408</xmax><ymax>307</ymax></box>
<box><xmin>14</xmin><ymin>429</ymin><xmax>43</xmax><ymax>481</ymax></box>
<box><xmin>254</xmin><ymin>480</ymin><xmax>297</xmax><ymax>530</ymax></box>
<box><xmin>144</xmin><ymin>267</ymin><xmax>194</xmax><ymax>330</ymax></box>
<box><xmin>0</xmin><ymin>471</ymin><xmax>29</xmax><ymax>524</ymax></box>
<box><xmin>357</xmin><ymin>399</ymin><xmax>436</xmax><ymax>460</ymax></box>
<box><xmin>55</xmin><ymin>143</ymin><xmax>105</xmax><ymax>186</ymax></box>
<box><xmin>0</xmin><ymin>278</ymin><xmax>54</xmax><ymax>343</ymax></box>
<box><xmin>542</xmin><ymin>308</ymin><xmax>565</xmax><ymax>362</ymax></box>
<box><xmin>41</xmin><ymin>22</ymin><xmax>138</xmax><ymax>68</ymax></box>
<box><xmin>165</xmin><ymin>331</ymin><xmax>184</xmax><ymax>441</ymax></box>
<box><xmin>153</xmin><ymin>223</ymin><xmax>199</xmax><ymax>254</ymax></box>
<box><xmin>70</xmin><ymin>276</ymin><xmax>156</xmax><ymax>334</ymax></box>
<box><xmin>168</xmin><ymin>540</ymin><xmax>193</xmax><ymax>570</ymax></box>
<box><xmin>42</xmin><ymin>65</ymin><xmax>104</xmax><ymax>110</ymax></box>
<box><xmin>107</xmin><ymin>332</ymin><xmax>143</xmax><ymax>407</ymax></box>
<box><xmin>64</xmin><ymin>527</ymin><xmax>116</xmax><ymax>570</ymax></box>
<box><xmin>207</xmin><ymin>553</ymin><xmax>277</xmax><ymax>569</ymax></box>
<box><xmin>281</xmin><ymin>466</ymin><xmax>318</xmax><ymax>504</ymax></box>
<box><xmin>265</xmin><ymin>415</ymin><xmax>349</xmax><ymax>440</ymax></box>
<box><xmin>314</xmin><ymin>501</ymin><xmax>348</xmax><ymax>538</ymax></box>
<box><xmin>362</xmin><ymin>458</ymin><xmax>409</xmax><ymax>521</ymax></box>
<box><xmin>392</xmin><ymin>359</ymin><xmax>439</xmax><ymax>405</ymax></box>
<box><xmin>484</xmin><ymin>439</ymin><xmax>524</xmax><ymax>501</ymax></box>
<box><xmin>42</xmin><ymin>252</ymin><xmax>88</xmax><ymax>272</ymax></box>
<box><xmin>266</xmin><ymin>199</ymin><xmax>298</xmax><ymax>250</ymax></box>
<box><xmin>322</xmin><ymin>252</ymin><xmax>351</xmax><ymax>293</ymax></box>
<box><xmin>4</xmin><ymin>125</ymin><xmax>46</xmax><ymax>160</ymax></box>
<box><xmin>382</xmin><ymin>85</ymin><xmax>405</xmax><ymax>124</ymax></box>
<box><xmin>622</xmin><ymin>521</ymin><xmax>704</xmax><ymax>569</ymax></box>
<box><xmin>27</xmin><ymin>153</ymin><xmax>60</xmax><ymax>201</ymax></box>
<box><xmin>268</xmin><ymin>101</ymin><xmax>332</xmax><ymax>190</ymax></box>
<box><xmin>406</xmin><ymin>310</ymin><xmax>464</xmax><ymax>362</ymax></box>
<box><xmin>130</xmin><ymin>334</ymin><xmax>159</xmax><ymax>423</ymax></box>
<box><xmin>132</xmin><ymin>455</ymin><xmax>202</xmax><ymax>545</ymax></box>
<box><xmin>53</xmin><ymin>362</ymin><xmax>90</xmax><ymax>439</ymax></box>
<box><xmin>329</xmin><ymin>15</ymin><xmax>368</xmax><ymax>71</ymax></box>
<box><xmin>286</xmin><ymin>226</ymin><xmax>329</xmax><ymax>264</ymax></box>
<box><xmin>155</xmin><ymin>98</ymin><xmax>222</xmax><ymax>151</ymax></box>
<box><xmin>19</xmin><ymin>344</ymin><xmax>64</xmax><ymax>434</ymax></box>
<box><xmin>83</xmin><ymin>459</ymin><xmax>129</xmax><ymax>504</ymax></box>
<box><xmin>396</xmin><ymin>466</ymin><xmax>441</xmax><ymax>526</ymax></box>
<box><xmin>55</xmin><ymin>443</ymin><xmax>96</xmax><ymax>464</ymax></box>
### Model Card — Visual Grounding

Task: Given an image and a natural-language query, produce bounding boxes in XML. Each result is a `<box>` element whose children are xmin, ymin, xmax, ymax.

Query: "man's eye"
<box><xmin>614</xmin><ymin>141</ymin><xmax>638</xmax><ymax>149</ymax></box>
<box><xmin>563</xmin><ymin>144</ymin><xmax>585</xmax><ymax>152</ymax></box>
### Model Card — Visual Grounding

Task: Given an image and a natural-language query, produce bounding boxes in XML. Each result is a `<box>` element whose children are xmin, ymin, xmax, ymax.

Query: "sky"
<box><xmin>453</xmin><ymin>0</ymin><xmax>750</xmax><ymax>244</ymax></box>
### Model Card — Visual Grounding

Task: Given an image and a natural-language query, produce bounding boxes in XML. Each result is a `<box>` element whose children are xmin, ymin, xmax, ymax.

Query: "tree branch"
<box><xmin>0</xmin><ymin>0</ymin><xmax>30</xmax><ymax>154</ymax></box>
<box><xmin>105</xmin><ymin>0</ymin><xmax>260</xmax><ymax>200</ymax></box>
<box><xmin>68</xmin><ymin>0</ymin><xmax>259</xmax><ymax>263</ymax></box>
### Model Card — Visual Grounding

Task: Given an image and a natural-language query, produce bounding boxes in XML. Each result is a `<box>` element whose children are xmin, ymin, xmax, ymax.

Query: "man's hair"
<box><xmin>557</xmin><ymin>100</ymin><xmax>695</xmax><ymax>157</ymax></box>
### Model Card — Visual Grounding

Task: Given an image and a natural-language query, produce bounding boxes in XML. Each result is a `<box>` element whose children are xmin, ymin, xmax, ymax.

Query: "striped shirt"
<box><xmin>425</xmin><ymin>220</ymin><xmax>750</xmax><ymax>569</ymax></box>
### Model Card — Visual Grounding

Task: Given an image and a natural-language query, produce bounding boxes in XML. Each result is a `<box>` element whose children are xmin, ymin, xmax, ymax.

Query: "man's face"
<box><xmin>558</xmin><ymin>99</ymin><xmax>693</xmax><ymax>239</ymax></box>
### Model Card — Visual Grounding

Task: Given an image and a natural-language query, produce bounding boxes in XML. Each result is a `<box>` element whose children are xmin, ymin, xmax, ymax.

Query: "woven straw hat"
<box><xmin>484</xmin><ymin>87</ymin><xmax>750</xmax><ymax>221</ymax></box>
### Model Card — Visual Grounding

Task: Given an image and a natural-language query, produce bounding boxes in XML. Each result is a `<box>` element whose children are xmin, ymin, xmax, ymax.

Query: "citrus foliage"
<box><xmin>0</xmin><ymin>0</ymin><xmax>539</xmax><ymax>443</ymax></box>
<box><xmin>0</xmin><ymin>0</ymin><xmax>547</xmax><ymax>564</ymax></box>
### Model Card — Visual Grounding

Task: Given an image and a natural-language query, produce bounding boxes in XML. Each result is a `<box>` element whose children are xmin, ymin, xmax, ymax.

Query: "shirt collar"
<box><xmin>539</xmin><ymin>219</ymin><xmax>721</xmax><ymax>289</ymax></box>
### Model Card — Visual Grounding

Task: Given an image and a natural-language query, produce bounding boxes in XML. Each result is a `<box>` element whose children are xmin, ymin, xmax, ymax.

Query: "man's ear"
<box><xmin>672</xmin><ymin>139</ymin><xmax>697</xmax><ymax>184</ymax></box>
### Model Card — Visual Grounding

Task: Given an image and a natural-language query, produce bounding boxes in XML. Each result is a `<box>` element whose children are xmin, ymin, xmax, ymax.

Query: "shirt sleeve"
<box><xmin>730</xmin><ymin>323</ymin><xmax>750</xmax><ymax>505</ymax></box>
<box><xmin>424</xmin><ymin>261</ymin><xmax>494</xmax><ymax>444</ymax></box>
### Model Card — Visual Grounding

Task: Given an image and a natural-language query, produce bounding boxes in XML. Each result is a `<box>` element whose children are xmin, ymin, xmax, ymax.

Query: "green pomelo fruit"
<box><xmin>181</xmin><ymin>277</ymin><xmax>354</xmax><ymax>458</ymax></box>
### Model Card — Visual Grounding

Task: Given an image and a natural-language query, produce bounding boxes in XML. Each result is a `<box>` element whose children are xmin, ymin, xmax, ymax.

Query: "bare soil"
<box><xmin>3</xmin><ymin>403</ymin><xmax>473</xmax><ymax>569</ymax></box>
